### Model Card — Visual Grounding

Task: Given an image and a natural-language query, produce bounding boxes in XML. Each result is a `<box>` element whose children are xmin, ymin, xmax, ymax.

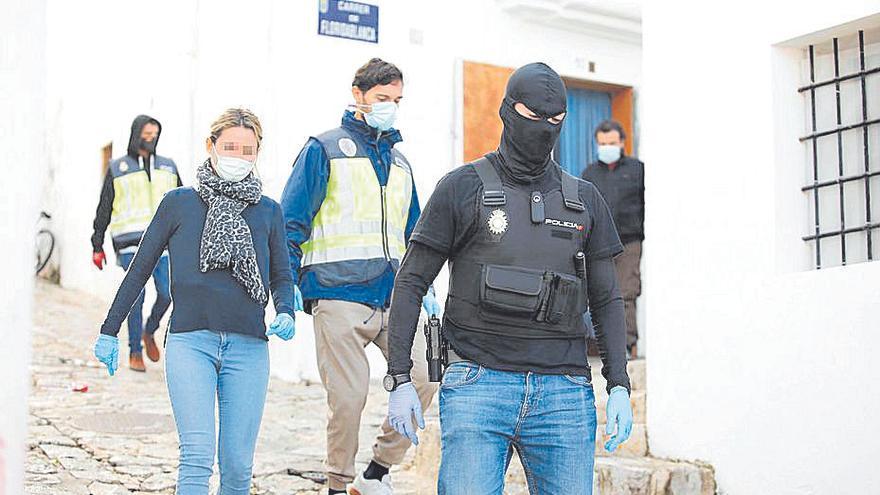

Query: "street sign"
<box><xmin>317</xmin><ymin>0</ymin><xmax>379</xmax><ymax>44</ymax></box>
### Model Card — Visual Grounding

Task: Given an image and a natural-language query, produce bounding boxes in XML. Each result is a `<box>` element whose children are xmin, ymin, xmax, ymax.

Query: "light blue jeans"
<box><xmin>118</xmin><ymin>252</ymin><xmax>171</xmax><ymax>353</ymax></box>
<box><xmin>438</xmin><ymin>362</ymin><xmax>597</xmax><ymax>495</ymax></box>
<box><xmin>165</xmin><ymin>330</ymin><xmax>269</xmax><ymax>495</ymax></box>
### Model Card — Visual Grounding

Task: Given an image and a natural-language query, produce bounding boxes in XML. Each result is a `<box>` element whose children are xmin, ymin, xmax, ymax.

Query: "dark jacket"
<box><xmin>581</xmin><ymin>155</ymin><xmax>644</xmax><ymax>244</ymax></box>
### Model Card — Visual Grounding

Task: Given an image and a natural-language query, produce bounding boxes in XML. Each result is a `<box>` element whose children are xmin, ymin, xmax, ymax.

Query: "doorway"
<box><xmin>461</xmin><ymin>60</ymin><xmax>634</xmax><ymax>176</ymax></box>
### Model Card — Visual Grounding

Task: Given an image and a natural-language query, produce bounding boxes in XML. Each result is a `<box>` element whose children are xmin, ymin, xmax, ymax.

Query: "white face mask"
<box><xmin>212</xmin><ymin>144</ymin><xmax>256</xmax><ymax>182</ymax></box>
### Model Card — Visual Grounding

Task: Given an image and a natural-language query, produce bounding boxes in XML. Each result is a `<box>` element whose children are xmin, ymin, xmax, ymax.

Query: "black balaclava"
<box><xmin>497</xmin><ymin>63</ymin><xmax>567</xmax><ymax>181</ymax></box>
<box><xmin>127</xmin><ymin>114</ymin><xmax>162</xmax><ymax>158</ymax></box>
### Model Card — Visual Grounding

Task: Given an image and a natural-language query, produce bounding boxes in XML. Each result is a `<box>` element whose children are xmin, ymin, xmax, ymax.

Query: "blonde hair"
<box><xmin>209</xmin><ymin>107</ymin><xmax>263</xmax><ymax>149</ymax></box>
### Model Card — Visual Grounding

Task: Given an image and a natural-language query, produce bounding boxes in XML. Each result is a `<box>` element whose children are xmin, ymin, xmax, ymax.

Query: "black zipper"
<box><xmin>373</xmin><ymin>134</ymin><xmax>392</xmax><ymax>262</ymax></box>
<box><xmin>380</xmin><ymin>185</ymin><xmax>391</xmax><ymax>261</ymax></box>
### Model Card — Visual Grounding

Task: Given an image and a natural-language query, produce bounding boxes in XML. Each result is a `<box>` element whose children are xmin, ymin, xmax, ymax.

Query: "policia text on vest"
<box><xmin>446</xmin><ymin>157</ymin><xmax>590</xmax><ymax>338</ymax></box>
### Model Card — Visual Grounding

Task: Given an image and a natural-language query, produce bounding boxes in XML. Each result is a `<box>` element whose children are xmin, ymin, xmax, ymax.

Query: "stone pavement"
<box><xmin>25</xmin><ymin>280</ymin><xmax>419</xmax><ymax>495</ymax></box>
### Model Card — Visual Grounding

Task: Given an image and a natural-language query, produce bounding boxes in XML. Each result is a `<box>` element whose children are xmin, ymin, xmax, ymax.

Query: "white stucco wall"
<box><xmin>642</xmin><ymin>2</ymin><xmax>880</xmax><ymax>494</ymax></box>
<box><xmin>45</xmin><ymin>0</ymin><xmax>643</xmax><ymax>383</ymax></box>
<box><xmin>0</xmin><ymin>0</ymin><xmax>46</xmax><ymax>492</ymax></box>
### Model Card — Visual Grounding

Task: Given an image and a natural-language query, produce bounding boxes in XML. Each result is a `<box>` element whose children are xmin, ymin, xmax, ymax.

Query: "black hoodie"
<box><xmin>91</xmin><ymin>115</ymin><xmax>180</xmax><ymax>253</ymax></box>
<box><xmin>127</xmin><ymin>114</ymin><xmax>162</xmax><ymax>161</ymax></box>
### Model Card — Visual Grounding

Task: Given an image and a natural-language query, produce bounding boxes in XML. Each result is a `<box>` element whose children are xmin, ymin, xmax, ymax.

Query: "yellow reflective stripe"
<box><xmin>350</xmin><ymin>161</ymin><xmax>381</xmax><ymax>222</ymax></box>
<box><xmin>314</xmin><ymin>157</ymin><xmax>374</xmax><ymax>226</ymax></box>
<box><xmin>309</xmin><ymin>220</ymin><xmax>384</xmax><ymax>239</ymax></box>
<box><xmin>302</xmin><ymin>233</ymin><xmax>385</xmax><ymax>253</ymax></box>
<box><xmin>110</xmin><ymin>217</ymin><xmax>152</xmax><ymax>236</ymax></box>
<box><xmin>313</xmin><ymin>161</ymin><xmax>348</xmax><ymax>226</ymax></box>
<box><xmin>304</xmin><ymin>154</ymin><xmax>413</xmax><ymax>267</ymax></box>
<box><xmin>301</xmin><ymin>233</ymin><xmax>388</xmax><ymax>265</ymax></box>
<box><xmin>110</xmin><ymin>172</ymin><xmax>152</xmax><ymax>235</ymax></box>
<box><xmin>384</xmin><ymin>165</ymin><xmax>412</xmax><ymax>260</ymax></box>
<box><xmin>385</xmin><ymin>165</ymin><xmax>412</xmax><ymax>232</ymax></box>
<box><xmin>302</xmin><ymin>246</ymin><xmax>388</xmax><ymax>265</ymax></box>
<box><xmin>151</xmin><ymin>168</ymin><xmax>178</xmax><ymax>210</ymax></box>
<box><xmin>302</xmin><ymin>231</ymin><xmax>407</xmax><ymax>264</ymax></box>
<box><xmin>109</xmin><ymin>168</ymin><xmax>178</xmax><ymax>237</ymax></box>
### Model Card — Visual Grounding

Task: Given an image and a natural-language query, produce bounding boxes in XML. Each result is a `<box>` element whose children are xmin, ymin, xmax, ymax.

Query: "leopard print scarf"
<box><xmin>196</xmin><ymin>160</ymin><xmax>267</xmax><ymax>305</ymax></box>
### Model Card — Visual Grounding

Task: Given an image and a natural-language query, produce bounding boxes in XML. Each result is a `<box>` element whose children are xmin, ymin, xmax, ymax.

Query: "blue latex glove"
<box><xmin>388</xmin><ymin>382</ymin><xmax>424</xmax><ymax>445</ymax></box>
<box><xmin>266</xmin><ymin>313</ymin><xmax>295</xmax><ymax>341</ymax></box>
<box><xmin>604</xmin><ymin>386</ymin><xmax>633</xmax><ymax>452</ymax></box>
<box><xmin>422</xmin><ymin>287</ymin><xmax>441</xmax><ymax>317</ymax></box>
<box><xmin>293</xmin><ymin>285</ymin><xmax>304</xmax><ymax>312</ymax></box>
<box><xmin>93</xmin><ymin>334</ymin><xmax>119</xmax><ymax>376</ymax></box>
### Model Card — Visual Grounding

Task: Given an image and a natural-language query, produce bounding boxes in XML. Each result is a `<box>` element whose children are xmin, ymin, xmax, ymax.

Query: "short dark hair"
<box><xmin>594</xmin><ymin>119</ymin><xmax>626</xmax><ymax>140</ymax></box>
<box><xmin>352</xmin><ymin>58</ymin><xmax>404</xmax><ymax>92</ymax></box>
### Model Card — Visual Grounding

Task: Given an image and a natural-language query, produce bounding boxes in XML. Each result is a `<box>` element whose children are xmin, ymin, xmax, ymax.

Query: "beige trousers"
<box><xmin>312</xmin><ymin>299</ymin><xmax>437</xmax><ymax>491</ymax></box>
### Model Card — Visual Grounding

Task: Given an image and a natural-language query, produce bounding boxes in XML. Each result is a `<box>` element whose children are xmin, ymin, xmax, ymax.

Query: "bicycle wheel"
<box><xmin>35</xmin><ymin>229</ymin><xmax>55</xmax><ymax>274</ymax></box>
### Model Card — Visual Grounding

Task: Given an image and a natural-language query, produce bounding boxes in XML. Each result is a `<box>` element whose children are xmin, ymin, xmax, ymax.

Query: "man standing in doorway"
<box><xmin>91</xmin><ymin>115</ymin><xmax>181</xmax><ymax>372</ymax></box>
<box><xmin>582</xmin><ymin>120</ymin><xmax>644</xmax><ymax>359</ymax></box>
<box><xmin>281</xmin><ymin>58</ymin><xmax>439</xmax><ymax>495</ymax></box>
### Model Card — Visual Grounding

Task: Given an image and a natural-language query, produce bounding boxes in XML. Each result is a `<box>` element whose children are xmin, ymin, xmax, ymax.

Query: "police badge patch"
<box><xmin>487</xmin><ymin>209</ymin><xmax>509</xmax><ymax>235</ymax></box>
<box><xmin>338</xmin><ymin>138</ymin><xmax>357</xmax><ymax>157</ymax></box>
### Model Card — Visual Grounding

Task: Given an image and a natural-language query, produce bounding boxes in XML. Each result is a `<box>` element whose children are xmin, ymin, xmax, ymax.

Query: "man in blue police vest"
<box><xmin>281</xmin><ymin>58</ymin><xmax>440</xmax><ymax>495</ymax></box>
<box><xmin>384</xmin><ymin>63</ymin><xmax>634</xmax><ymax>494</ymax></box>
<box><xmin>91</xmin><ymin>115</ymin><xmax>181</xmax><ymax>372</ymax></box>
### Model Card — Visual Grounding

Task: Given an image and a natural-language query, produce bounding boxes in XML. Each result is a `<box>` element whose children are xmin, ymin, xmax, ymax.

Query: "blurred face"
<box><xmin>140</xmin><ymin>123</ymin><xmax>159</xmax><ymax>142</ymax></box>
<box><xmin>205</xmin><ymin>126</ymin><xmax>259</xmax><ymax>166</ymax></box>
<box><xmin>351</xmin><ymin>80</ymin><xmax>404</xmax><ymax>115</ymax></box>
<box><xmin>513</xmin><ymin>102</ymin><xmax>566</xmax><ymax>125</ymax></box>
<box><xmin>596</xmin><ymin>130</ymin><xmax>623</xmax><ymax>147</ymax></box>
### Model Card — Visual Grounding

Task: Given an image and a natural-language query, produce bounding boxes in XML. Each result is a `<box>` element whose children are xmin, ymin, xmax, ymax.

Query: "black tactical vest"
<box><xmin>445</xmin><ymin>156</ymin><xmax>593</xmax><ymax>339</ymax></box>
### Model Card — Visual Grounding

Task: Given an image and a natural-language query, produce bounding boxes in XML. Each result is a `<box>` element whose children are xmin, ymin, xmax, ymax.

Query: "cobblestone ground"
<box><xmin>25</xmin><ymin>281</ymin><xmax>419</xmax><ymax>495</ymax></box>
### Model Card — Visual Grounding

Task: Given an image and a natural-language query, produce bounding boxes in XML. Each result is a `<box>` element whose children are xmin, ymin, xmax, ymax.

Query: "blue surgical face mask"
<box><xmin>363</xmin><ymin>101</ymin><xmax>398</xmax><ymax>131</ymax></box>
<box><xmin>597</xmin><ymin>144</ymin><xmax>622</xmax><ymax>164</ymax></box>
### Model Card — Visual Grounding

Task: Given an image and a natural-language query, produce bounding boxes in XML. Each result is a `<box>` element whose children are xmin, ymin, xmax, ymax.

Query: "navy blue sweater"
<box><xmin>100</xmin><ymin>187</ymin><xmax>295</xmax><ymax>340</ymax></box>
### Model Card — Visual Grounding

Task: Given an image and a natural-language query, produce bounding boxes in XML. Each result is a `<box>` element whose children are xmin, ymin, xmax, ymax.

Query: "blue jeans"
<box><xmin>118</xmin><ymin>252</ymin><xmax>171</xmax><ymax>353</ymax></box>
<box><xmin>438</xmin><ymin>362</ymin><xmax>597</xmax><ymax>495</ymax></box>
<box><xmin>165</xmin><ymin>330</ymin><xmax>270</xmax><ymax>495</ymax></box>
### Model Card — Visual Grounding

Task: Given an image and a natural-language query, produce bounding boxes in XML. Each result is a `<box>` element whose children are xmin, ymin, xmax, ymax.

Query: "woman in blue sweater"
<box><xmin>93</xmin><ymin>108</ymin><xmax>296</xmax><ymax>495</ymax></box>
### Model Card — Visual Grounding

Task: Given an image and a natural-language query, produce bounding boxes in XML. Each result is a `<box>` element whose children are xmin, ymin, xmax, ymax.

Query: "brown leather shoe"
<box><xmin>143</xmin><ymin>332</ymin><xmax>161</xmax><ymax>362</ymax></box>
<box><xmin>129</xmin><ymin>353</ymin><xmax>146</xmax><ymax>372</ymax></box>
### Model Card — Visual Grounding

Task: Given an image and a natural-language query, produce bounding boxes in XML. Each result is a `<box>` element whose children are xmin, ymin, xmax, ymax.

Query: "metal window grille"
<box><xmin>800</xmin><ymin>30</ymin><xmax>879</xmax><ymax>269</ymax></box>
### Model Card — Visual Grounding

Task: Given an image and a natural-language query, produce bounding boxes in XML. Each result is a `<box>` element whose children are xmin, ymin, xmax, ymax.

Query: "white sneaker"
<box><xmin>347</xmin><ymin>472</ymin><xmax>393</xmax><ymax>495</ymax></box>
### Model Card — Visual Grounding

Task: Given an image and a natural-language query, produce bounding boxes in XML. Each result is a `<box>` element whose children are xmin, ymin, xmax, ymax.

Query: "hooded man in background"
<box><xmin>91</xmin><ymin>114</ymin><xmax>181</xmax><ymax>372</ymax></box>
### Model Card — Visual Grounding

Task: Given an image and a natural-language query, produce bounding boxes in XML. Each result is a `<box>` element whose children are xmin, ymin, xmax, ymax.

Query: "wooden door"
<box><xmin>462</xmin><ymin>61</ymin><xmax>634</xmax><ymax>162</ymax></box>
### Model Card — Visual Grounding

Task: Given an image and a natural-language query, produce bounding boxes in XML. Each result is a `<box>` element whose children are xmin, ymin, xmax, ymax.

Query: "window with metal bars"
<box><xmin>800</xmin><ymin>29</ymin><xmax>880</xmax><ymax>269</ymax></box>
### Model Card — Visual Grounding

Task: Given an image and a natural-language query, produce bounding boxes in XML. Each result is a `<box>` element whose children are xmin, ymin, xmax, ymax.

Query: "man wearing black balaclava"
<box><xmin>91</xmin><ymin>115</ymin><xmax>182</xmax><ymax>372</ymax></box>
<box><xmin>382</xmin><ymin>63</ymin><xmax>633</xmax><ymax>494</ymax></box>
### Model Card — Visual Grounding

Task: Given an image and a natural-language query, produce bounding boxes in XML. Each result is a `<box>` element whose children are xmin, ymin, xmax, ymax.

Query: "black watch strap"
<box><xmin>384</xmin><ymin>373</ymin><xmax>412</xmax><ymax>392</ymax></box>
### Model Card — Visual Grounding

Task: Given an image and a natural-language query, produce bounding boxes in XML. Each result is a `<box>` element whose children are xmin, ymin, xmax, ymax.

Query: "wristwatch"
<box><xmin>383</xmin><ymin>373</ymin><xmax>412</xmax><ymax>392</ymax></box>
